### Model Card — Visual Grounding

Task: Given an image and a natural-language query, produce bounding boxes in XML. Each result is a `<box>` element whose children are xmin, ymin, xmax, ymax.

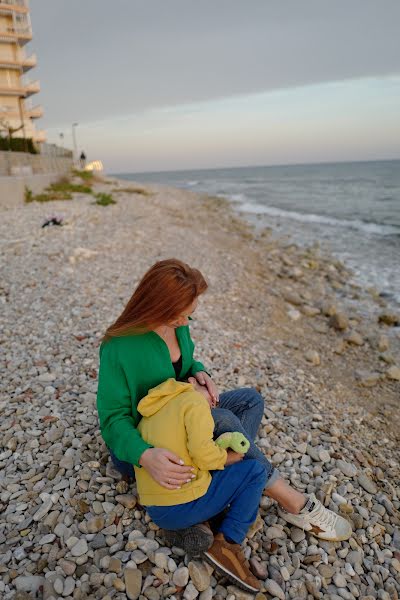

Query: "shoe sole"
<box><xmin>278</xmin><ymin>511</ymin><xmax>353</xmax><ymax>542</ymax></box>
<box><xmin>161</xmin><ymin>527</ymin><xmax>214</xmax><ymax>555</ymax></box>
<box><xmin>279</xmin><ymin>516</ymin><xmax>352</xmax><ymax>542</ymax></box>
<box><xmin>313</xmin><ymin>531</ymin><xmax>352</xmax><ymax>542</ymax></box>
<box><xmin>203</xmin><ymin>550</ymin><xmax>260</xmax><ymax>593</ymax></box>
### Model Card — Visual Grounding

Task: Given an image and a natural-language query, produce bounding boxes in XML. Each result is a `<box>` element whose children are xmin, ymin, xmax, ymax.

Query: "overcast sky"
<box><xmin>29</xmin><ymin>0</ymin><xmax>400</xmax><ymax>172</ymax></box>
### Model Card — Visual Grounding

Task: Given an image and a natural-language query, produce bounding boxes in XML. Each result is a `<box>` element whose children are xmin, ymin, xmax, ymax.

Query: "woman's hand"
<box><xmin>194</xmin><ymin>371</ymin><xmax>219</xmax><ymax>407</ymax></box>
<box><xmin>139</xmin><ymin>448</ymin><xmax>195</xmax><ymax>489</ymax></box>
<box><xmin>225</xmin><ymin>450</ymin><xmax>244</xmax><ymax>466</ymax></box>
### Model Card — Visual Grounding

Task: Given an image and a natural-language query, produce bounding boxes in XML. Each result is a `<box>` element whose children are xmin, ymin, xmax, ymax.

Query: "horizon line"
<box><xmin>109</xmin><ymin>155</ymin><xmax>400</xmax><ymax>176</ymax></box>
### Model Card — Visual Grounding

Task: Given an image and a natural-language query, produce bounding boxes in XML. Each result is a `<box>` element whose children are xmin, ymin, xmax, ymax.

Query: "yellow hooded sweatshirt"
<box><xmin>134</xmin><ymin>379</ymin><xmax>227</xmax><ymax>506</ymax></box>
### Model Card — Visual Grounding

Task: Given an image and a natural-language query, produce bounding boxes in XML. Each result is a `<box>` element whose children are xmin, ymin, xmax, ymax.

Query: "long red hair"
<box><xmin>103</xmin><ymin>258</ymin><xmax>208</xmax><ymax>340</ymax></box>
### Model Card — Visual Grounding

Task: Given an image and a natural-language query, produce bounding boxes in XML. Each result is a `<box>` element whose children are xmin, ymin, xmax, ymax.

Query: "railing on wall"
<box><xmin>0</xmin><ymin>150</ymin><xmax>73</xmax><ymax>176</ymax></box>
<box><xmin>6</xmin><ymin>24</ymin><xmax>31</xmax><ymax>34</ymax></box>
<box><xmin>1</xmin><ymin>0</ymin><xmax>29</xmax><ymax>7</ymax></box>
<box><xmin>39</xmin><ymin>142</ymin><xmax>73</xmax><ymax>158</ymax></box>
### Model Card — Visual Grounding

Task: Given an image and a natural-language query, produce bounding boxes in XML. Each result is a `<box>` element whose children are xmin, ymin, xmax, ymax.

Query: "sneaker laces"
<box><xmin>305</xmin><ymin>499</ymin><xmax>338</xmax><ymax>531</ymax></box>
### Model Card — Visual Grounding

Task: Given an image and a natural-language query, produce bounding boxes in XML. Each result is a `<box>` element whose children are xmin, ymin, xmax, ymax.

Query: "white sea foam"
<box><xmin>236</xmin><ymin>201</ymin><xmax>400</xmax><ymax>236</ymax></box>
<box><xmin>227</xmin><ymin>193</ymin><xmax>248</xmax><ymax>204</ymax></box>
<box><xmin>117</xmin><ymin>161</ymin><xmax>400</xmax><ymax>308</ymax></box>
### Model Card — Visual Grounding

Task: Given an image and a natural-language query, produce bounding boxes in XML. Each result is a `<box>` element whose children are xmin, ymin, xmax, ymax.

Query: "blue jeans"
<box><xmin>147</xmin><ymin>459</ymin><xmax>267</xmax><ymax>543</ymax></box>
<box><xmin>211</xmin><ymin>387</ymin><xmax>278</xmax><ymax>487</ymax></box>
<box><xmin>109</xmin><ymin>387</ymin><xmax>278</xmax><ymax>487</ymax></box>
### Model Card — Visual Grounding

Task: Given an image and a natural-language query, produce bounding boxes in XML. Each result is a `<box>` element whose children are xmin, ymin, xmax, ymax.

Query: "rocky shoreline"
<box><xmin>0</xmin><ymin>177</ymin><xmax>399</xmax><ymax>600</ymax></box>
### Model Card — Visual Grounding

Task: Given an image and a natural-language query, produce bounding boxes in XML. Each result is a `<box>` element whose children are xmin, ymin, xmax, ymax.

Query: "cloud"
<box><xmin>31</xmin><ymin>0</ymin><xmax>400</xmax><ymax>129</ymax></box>
<box><xmin>43</xmin><ymin>76</ymin><xmax>400</xmax><ymax>171</ymax></box>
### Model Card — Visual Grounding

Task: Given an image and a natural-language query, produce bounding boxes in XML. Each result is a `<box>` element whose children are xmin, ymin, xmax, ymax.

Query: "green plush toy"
<box><xmin>215</xmin><ymin>432</ymin><xmax>250</xmax><ymax>454</ymax></box>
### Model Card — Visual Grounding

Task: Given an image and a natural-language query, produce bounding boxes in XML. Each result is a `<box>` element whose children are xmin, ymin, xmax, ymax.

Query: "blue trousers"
<box><xmin>147</xmin><ymin>460</ymin><xmax>267</xmax><ymax>543</ymax></box>
<box><xmin>109</xmin><ymin>387</ymin><xmax>278</xmax><ymax>486</ymax></box>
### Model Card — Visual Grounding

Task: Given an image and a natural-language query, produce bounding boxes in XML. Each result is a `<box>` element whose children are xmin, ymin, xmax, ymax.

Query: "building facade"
<box><xmin>0</xmin><ymin>0</ymin><xmax>44</xmax><ymax>144</ymax></box>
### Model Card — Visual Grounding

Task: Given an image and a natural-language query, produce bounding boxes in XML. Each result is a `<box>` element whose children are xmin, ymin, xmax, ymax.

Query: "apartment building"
<box><xmin>0</xmin><ymin>0</ymin><xmax>45</xmax><ymax>144</ymax></box>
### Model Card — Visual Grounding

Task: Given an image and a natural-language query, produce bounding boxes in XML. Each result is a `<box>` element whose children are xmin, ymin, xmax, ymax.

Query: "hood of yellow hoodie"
<box><xmin>137</xmin><ymin>379</ymin><xmax>194</xmax><ymax>417</ymax></box>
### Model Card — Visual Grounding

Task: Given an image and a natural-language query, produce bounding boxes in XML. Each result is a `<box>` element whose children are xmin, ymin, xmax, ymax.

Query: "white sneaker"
<box><xmin>278</xmin><ymin>493</ymin><xmax>352</xmax><ymax>542</ymax></box>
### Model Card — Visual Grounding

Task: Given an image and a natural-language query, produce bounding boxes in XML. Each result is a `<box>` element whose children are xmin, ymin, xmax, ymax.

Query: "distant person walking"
<box><xmin>79</xmin><ymin>151</ymin><xmax>86</xmax><ymax>169</ymax></box>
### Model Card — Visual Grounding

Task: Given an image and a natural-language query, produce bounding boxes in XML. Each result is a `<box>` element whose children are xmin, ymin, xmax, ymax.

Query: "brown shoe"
<box><xmin>204</xmin><ymin>533</ymin><xmax>261</xmax><ymax>593</ymax></box>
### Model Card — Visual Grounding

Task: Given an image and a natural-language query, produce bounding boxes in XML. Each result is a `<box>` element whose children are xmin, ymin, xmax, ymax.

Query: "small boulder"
<box><xmin>387</xmin><ymin>366</ymin><xmax>400</xmax><ymax>381</ymax></box>
<box><xmin>249</xmin><ymin>557</ymin><xmax>268</xmax><ymax>579</ymax></box>
<box><xmin>125</xmin><ymin>568</ymin><xmax>142</xmax><ymax>600</ymax></box>
<box><xmin>377</xmin><ymin>335</ymin><xmax>389</xmax><ymax>352</ymax></box>
<box><xmin>14</xmin><ymin>576</ymin><xmax>45</xmax><ymax>595</ymax></box>
<box><xmin>115</xmin><ymin>494</ymin><xmax>137</xmax><ymax>509</ymax></box>
<box><xmin>336</xmin><ymin>460</ymin><xmax>358</xmax><ymax>478</ymax></box>
<box><xmin>188</xmin><ymin>560</ymin><xmax>211</xmax><ymax>592</ymax></box>
<box><xmin>379</xmin><ymin>352</ymin><xmax>395</xmax><ymax>364</ymax></box>
<box><xmin>265</xmin><ymin>579</ymin><xmax>285</xmax><ymax>600</ymax></box>
<box><xmin>319</xmin><ymin>448</ymin><xmax>331</xmax><ymax>463</ymax></box>
<box><xmin>70</xmin><ymin>538</ymin><xmax>88</xmax><ymax>557</ymax></box>
<box><xmin>329</xmin><ymin>312</ymin><xmax>349</xmax><ymax>331</ymax></box>
<box><xmin>345</xmin><ymin>331</ymin><xmax>364</xmax><ymax>346</ymax></box>
<box><xmin>378</xmin><ymin>313</ymin><xmax>399</xmax><ymax>326</ymax></box>
<box><xmin>355</xmin><ymin>370</ymin><xmax>380</xmax><ymax>387</ymax></box>
<box><xmin>283</xmin><ymin>290</ymin><xmax>303</xmax><ymax>306</ymax></box>
<box><xmin>290</xmin><ymin>528</ymin><xmax>305</xmax><ymax>543</ymax></box>
<box><xmin>288</xmin><ymin>308</ymin><xmax>301</xmax><ymax>321</ymax></box>
<box><xmin>109</xmin><ymin>557</ymin><xmax>122</xmax><ymax>573</ymax></box>
<box><xmin>173</xmin><ymin>566</ymin><xmax>189</xmax><ymax>587</ymax></box>
<box><xmin>302</xmin><ymin>305</ymin><xmax>320</xmax><ymax>317</ymax></box>
<box><xmin>358</xmin><ymin>473</ymin><xmax>378</xmax><ymax>494</ymax></box>
<box><xmin>265</xmin><ymin>525</ymin><xmax>286</xmax><ymax>540</ymax></box>
<box><xmin>321</xmin><ymin>301</ymin><xmax>338</xmax><ymax>317</ymax></box>
<box><xmin>87</xmin><ymin>516</ymin><xmax>105</xmax><ymax>534</ymax></box>
<box><xmin>304</xmin><ymin>350</ymin><xmax>320</xmax><ymax>365</ymax></box>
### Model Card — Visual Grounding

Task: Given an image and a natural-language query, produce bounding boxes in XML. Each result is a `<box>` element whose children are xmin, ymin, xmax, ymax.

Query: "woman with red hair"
<box><xmin>97</xmin><ymin>258</ymin><xmax>351</xmax><ymax>554</ymax></box>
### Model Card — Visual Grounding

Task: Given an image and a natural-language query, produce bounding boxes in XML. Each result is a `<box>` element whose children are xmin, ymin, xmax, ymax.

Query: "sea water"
<box><xmin>117</xmin><ymin>160</ymin><xmax>400</xmax><ymax>306</ymax></box>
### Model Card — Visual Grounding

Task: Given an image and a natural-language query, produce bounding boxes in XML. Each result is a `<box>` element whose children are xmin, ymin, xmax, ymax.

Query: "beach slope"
<box><xmin>0</xmin><ymin>180</ymin><xmax>399</xmax><ymax>599</ymax></box>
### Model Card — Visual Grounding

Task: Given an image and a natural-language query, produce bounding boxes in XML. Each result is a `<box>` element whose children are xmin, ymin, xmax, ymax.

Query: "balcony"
<box><xmin>27</xmin><ymin>104</ymin><xmax>43</xmax><ymax>119</ymax></box>
<box><xmin>24</xmin><ymin>78</ymin><xmax>40</xmax><ymax>96</ymax></box>
<box><xmin>0</xmin><ymin>79</ymin><xmax>40</xmax><ymax>97</ymax></box>
<box><xmin>0</xmin><ymin>103</ymin><xmax>43</xmax><ymax>120</ymax></box>
<box><xmin>0</xmin><ymin>1</ymin><xmax>29</xmax><ymax>15</ymax></box>
<box><xmin>0</xmin><ymin>25</ymin><xmax>32</xmax><ymax>45</ymax></box>
<box><xmin>0</xmin><ymin>53</ymin><xmax>37</xmax><ymax>72</ymax></box>
<box><xmin>22</xmin><ymin>53</ymin><xmax>36</xmax><ymax>71</ymax></box>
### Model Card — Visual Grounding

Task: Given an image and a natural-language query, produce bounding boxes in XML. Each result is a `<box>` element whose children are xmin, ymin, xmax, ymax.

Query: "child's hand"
<box><xmin>188</xmin><ymin>376</ymin><xmax>214</xmax><ymax>408</ymax></box>
<box><xmin>209</xmin><ymin>396</ymin><xmax>218</xmax><ymax>409</ymax></box>
<box><xmin>225</xmin><ymin>450</ymin><xmax>244</xmax><ymax>466</ymax></box>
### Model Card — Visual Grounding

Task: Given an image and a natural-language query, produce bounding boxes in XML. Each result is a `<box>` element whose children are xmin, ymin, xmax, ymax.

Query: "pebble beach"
<box><xmin>1</xmin><ymin>177</ymin><xmax>399</xmax><ymax>600</ymax></box>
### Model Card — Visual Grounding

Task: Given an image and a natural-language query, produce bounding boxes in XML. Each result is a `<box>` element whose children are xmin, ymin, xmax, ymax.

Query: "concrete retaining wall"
<box><xmin>0</xmin><ymin>151</ymin><xmax>73</xmax><ymax>177</ymax></box>
<box><xmin>0</xmin><ymin>150</ymin><xmax>74</xmax><ymax>208</ymax></box>
<box><xmin>0</xmin><ymin>173</ymin><xmax>71</xmax><ymax>208</ymax></box>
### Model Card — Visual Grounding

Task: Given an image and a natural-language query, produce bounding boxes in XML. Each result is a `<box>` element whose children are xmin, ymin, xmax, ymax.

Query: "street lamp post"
<box><xmin>71</xmin><ymin>122</ymin><xmax>78</xmax><ymax>166</ymax></box>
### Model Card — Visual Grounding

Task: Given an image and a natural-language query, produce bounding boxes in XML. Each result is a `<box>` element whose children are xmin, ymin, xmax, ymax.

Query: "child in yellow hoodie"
<box><xmin>134</xmin><ymin>377</ymin><xmax>267</xmax><ymax>593</ymax></box>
